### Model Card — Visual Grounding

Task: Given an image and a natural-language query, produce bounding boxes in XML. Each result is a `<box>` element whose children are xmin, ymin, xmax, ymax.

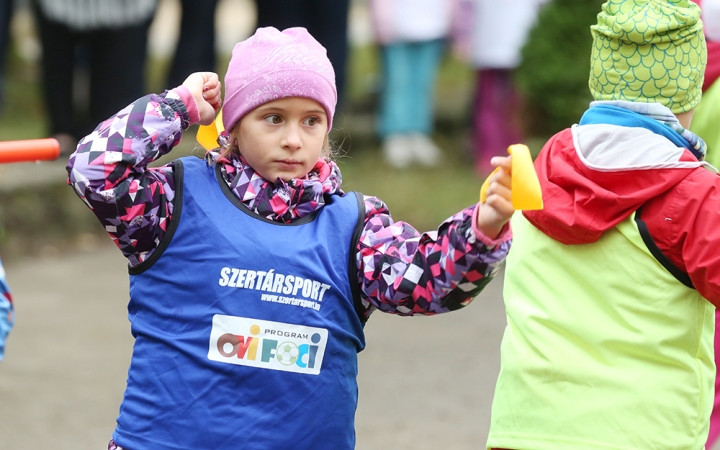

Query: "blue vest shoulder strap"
<box><xmin>129</xmin><ymin>156</ymin><xmax>369</xmax><ymax>322</ymax></box>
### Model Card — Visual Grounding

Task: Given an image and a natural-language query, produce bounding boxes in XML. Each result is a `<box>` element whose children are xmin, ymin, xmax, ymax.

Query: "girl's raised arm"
<box><xmin>66</xmin><ymin>89</ymin><xmax>199</xmax><ymax>266</ymax></box>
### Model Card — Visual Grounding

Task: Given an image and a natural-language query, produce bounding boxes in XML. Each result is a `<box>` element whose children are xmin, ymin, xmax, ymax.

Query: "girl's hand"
<box><xmin>477</xmin><ymin>156</ymin><xmax>515</xmax><ymax>238</ymax></box>
<box><xmin>182</xmin><ymin>72</ymin><xmax>222</xmax><ymax>125</ymax></box>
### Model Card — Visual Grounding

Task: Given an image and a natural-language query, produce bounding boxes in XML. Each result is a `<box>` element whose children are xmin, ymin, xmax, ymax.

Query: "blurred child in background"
<box><xmin>0</xmin><ymin>258</ymin><xmax>12</xmax><ymax>362</ymax></box>
<box><xmin>368</xmin><ymin>0</ymin><xmax>455</xmax><ymax>168</ymax></box>
<box><xmin>252</xmin><ymin>0</ymin><xmax>351</xmax><ymax>109</ymax></box>
<box><xmin>30</xmin><ymin>0</ymin><xmax>157</xmax><ymax>154</ymax></box>
<box><xmin>165</xmin><ymin>0</ymin><xmax>219</xmax><ymax>89</ymax></box>
<box><xmin>458</xmin><ymin>0</ymin><xmax>548</xmax><ymax>175</ymax></box>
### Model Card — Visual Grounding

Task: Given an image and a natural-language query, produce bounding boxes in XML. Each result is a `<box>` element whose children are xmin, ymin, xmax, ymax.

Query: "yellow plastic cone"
<box><xmin>480</xmin><ymin>144</ymin><xmax>543</xmax><ymax>210</ymax></box>
<box><xmin>196</xmin><ymin>110</ymin><xmax>225</xmax><ymax>150</ymax></box>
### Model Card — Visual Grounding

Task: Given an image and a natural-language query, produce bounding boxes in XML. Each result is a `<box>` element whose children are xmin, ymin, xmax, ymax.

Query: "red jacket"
<box><xmin>524</xmin><ymin>124</ymin><xmax>720</xmax><ymax>306</ymax></box>
<box><xmin>704</xmin><ymin>41</ymin><xmax>720</xmax><ymax>90</ymax></box>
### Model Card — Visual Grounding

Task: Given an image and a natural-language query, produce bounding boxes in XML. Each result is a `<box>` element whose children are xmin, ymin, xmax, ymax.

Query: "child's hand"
<box><xmin>477</xmin><ymin>156</ymin><xmax>515</xmax><ymax>239</ymax></box>
<box><xmin>182</xmin><ymin>72</ymin><xmax>222</xmax><ymax>126</ymax></box>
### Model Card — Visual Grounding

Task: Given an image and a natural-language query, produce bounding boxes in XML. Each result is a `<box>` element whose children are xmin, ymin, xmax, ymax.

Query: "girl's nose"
<box><xmin>281</xmin><ymin>125</ymin><xmax>302</xmax><ymax>151</ymax></box>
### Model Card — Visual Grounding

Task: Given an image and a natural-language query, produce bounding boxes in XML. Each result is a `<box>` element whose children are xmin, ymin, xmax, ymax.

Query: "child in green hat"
<box><xmin>487</xmin><ymin>1</ymin><xmax>720</xmax><ymax>448</ymax></box>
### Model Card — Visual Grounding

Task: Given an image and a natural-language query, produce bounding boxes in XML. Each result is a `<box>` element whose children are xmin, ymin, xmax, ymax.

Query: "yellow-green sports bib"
<box><xmin>691</xmin><ymin>80</ymin><xmax>720</xmax><ymax>169</ymax></box>
<box><xmin>487</xmin><ymin>212</ymin><xmax>714</xmax><ymax>450</ymax></box>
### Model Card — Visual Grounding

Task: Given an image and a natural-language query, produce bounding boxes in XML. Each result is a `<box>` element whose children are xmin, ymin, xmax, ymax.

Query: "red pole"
<box><xmin>0</xmin><ymin>138</ymin><xmax>61</xmax><ymax>163</ymax></box>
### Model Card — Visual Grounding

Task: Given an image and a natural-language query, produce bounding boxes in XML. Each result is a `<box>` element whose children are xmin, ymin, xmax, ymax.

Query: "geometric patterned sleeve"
<box><xmin>66</xmin><ymin>90</ymin><xmax>191</xmax><ymax>267</ymax></box>
<box><xmin>0</xmin><ymin>258</ymin><xmax>13</xmax><ymax>361</ymax></box>
<box><xmin>356</xmin><ymin>195</ymin><xmax>511</xmax><ymax>319</ymax></box>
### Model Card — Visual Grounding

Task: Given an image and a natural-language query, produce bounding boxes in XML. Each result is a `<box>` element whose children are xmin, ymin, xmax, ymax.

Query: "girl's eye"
<box><xmin>304</xmin><ymin>117</ymin><xmax>319</xmax><ymax>126</ymax></box>
<box><xmin>264</xmin><ymin>115</ymin><xmax>282</xmax><ymax>124</ymax></box>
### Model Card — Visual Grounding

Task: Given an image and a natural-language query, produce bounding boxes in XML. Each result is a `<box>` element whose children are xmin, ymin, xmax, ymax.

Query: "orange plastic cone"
<box><xmin>196</xmin><ymin>110</ymin><xmax>225</xmax><ymax>150</ymax></box>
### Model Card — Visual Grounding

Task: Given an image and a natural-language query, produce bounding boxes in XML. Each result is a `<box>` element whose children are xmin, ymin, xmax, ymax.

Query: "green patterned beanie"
<box><xmin>589</xmin><ymin>0</ymin><xmax>707</xmax><ymax>113</ymax></box>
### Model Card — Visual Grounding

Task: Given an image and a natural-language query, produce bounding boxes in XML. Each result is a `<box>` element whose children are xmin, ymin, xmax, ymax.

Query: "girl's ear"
<box><xmin>215</xmin><ymin>126</ymin><xmax>241</xmax><ymax>161</ymax></box>
<box><xmin>321</xmin><ymin>135</ymin><xmax>330</xmax><ymax>158</ymax></box>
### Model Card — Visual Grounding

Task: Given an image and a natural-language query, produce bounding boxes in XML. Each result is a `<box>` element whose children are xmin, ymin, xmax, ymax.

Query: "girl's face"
<box><xmin>232</xmin><ymin>97</ymin><xmax>328</xmax><ymax>182</ymax></box>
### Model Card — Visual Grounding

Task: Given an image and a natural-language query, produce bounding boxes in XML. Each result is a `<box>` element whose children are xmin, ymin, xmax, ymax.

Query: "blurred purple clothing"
<box><xmin>709</xmin><ymin>308</ymin><xmax>720</xmax><ymax>446</ymax></box>
<box><xmin>472</xmin><ymin>69</ymin><xmax>523</xmax><ymax>175</ymax></box>
<box><xmin>460</xmin><ymin>0</ymin><xmax>547</xmax><ymax>175</ymax></box>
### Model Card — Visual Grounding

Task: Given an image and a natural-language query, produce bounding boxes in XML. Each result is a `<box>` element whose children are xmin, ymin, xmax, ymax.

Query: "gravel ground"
<box><xmin>0</xmin><ymin>241</ymin><xmax>507</xmax><ymax>450</ymax></box>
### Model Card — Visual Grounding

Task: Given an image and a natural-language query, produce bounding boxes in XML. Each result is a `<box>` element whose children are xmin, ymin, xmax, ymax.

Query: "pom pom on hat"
<box><xmin>222</xmin><ymin>27</ymin><xmax>337</xmax><ymax>133</ymax></box>
<box><xmin>589</xmin><ymin>0</ymin><xmax>707</xmax><ymax>113</ymax></box>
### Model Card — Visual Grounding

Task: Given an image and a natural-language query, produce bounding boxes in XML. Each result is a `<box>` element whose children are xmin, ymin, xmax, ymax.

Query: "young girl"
<box><xmin>67</xmin><ymin>27</ymin><xmax>514</xmax><ymax>450</ymax></box>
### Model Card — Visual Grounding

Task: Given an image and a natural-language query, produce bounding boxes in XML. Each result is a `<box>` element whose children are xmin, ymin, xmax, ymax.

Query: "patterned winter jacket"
<box><xmin>66</xmin><ymin>87</ymin><xmax>511</xmax><ymax>319</ymax></box>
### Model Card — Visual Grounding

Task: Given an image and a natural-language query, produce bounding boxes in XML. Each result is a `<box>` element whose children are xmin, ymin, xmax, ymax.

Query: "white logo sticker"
<box><xmin>208</xmin><ymin>315</ymin><xmax>328</xmax><ymax>375</ymax></box>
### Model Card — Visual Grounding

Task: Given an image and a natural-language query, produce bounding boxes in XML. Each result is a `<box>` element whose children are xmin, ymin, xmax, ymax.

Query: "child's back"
<box><xmin>487</xmin><ymin>1</ymin><xmax>720</xmax><ymax>449</ymax></box>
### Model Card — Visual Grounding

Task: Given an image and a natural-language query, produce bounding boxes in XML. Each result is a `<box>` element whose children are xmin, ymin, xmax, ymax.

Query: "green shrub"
<box><xmin>515</xmin><ymin>0</ymin><xmax>605</xmax><ymax>138</ymax></box>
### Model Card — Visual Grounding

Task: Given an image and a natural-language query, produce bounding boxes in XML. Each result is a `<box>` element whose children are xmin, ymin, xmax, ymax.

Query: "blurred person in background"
<box><xmin>0</xmin><ymin>258</ymin><xmax>12</xmax><ymax>362</ymax></box>
<box><xmin>0</xmin><ymin>0</ymin><xmax>12</xmax><ymax>346</ymax></box>
<box><xmin>252</xmin><ymin>0</ymin><xmax>350</xmax><ymax>111</ymax></box>
<box><xmin>368</xmin><ymin>0</ymin><xmax>455</xmax><ymax>169</ymax></box>
<box><xmin>457</xmin><ymin>0</ymin><xmax>548</xmax><ymax>175</ymax></box>
<box><xmin>0</xmin><ymin>0</ymin><xmax>13</xmax><ymax>114</ymax></box>
<box><xmin>30</xmin><ymin>0</ymin><xmax>158</xmax><ymax>155</ymax></box>
<box><xmin>689</xmin><ymin>1</ymin><xmax>720</xmax><ymax>448</ymax></box>
<box><xmin>165</xmin><ymin>0</ymin><xmax>219</xmax><ymax>89</ymax></box>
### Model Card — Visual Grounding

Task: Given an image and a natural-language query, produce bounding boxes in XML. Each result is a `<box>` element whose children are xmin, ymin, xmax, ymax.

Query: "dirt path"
<box><xmin>0</xmin><ymin>242</ymin><xmax>506</xmax><ymax>449</ymax></box>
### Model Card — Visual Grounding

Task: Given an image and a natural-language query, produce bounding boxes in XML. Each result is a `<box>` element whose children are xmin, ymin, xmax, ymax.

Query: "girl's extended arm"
<box><xmin>356</xmin><ymin>197</ymin><xmax>511</xmax><ymax>318</ymax></box>
<box><xmin>356</xmin><ymin>156</ymin><xmax>514</xmax><ymax>318</ymax></box>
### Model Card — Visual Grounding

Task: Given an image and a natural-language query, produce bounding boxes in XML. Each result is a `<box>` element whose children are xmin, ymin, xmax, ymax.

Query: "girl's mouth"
<box><xmin>277</xmin><ymin>159</ymin><xmax>302</xmax><ymax>167</ymax></box>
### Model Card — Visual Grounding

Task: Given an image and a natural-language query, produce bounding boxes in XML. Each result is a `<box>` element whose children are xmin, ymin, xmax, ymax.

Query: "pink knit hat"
<box><xmin>222</xmin><ymin>27</ymin><xmax>337</xmax><ymax>133</ymax></box>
